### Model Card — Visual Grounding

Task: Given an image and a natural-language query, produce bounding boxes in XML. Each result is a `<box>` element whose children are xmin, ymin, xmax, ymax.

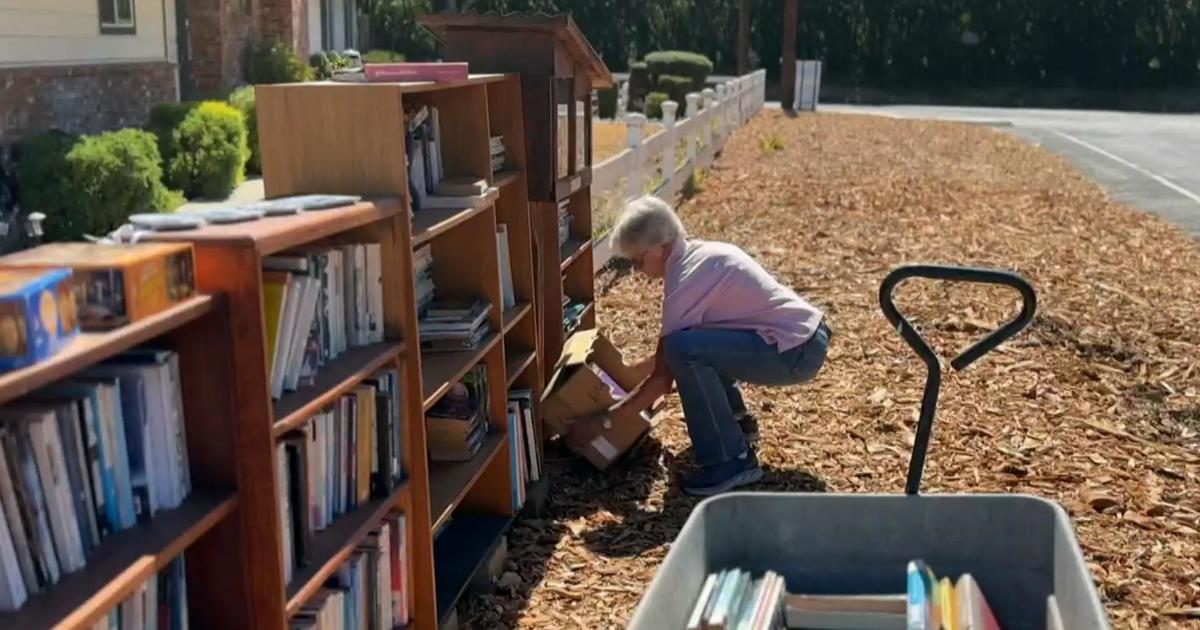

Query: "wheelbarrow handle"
<box><xmin>878</xmin><ymin>264</ymin><xmax>1037</xmax><ymax>495</ymax></box>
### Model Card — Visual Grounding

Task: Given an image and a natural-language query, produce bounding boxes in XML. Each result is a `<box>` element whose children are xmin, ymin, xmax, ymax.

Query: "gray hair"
<box><xmin>609</xmin><ymin>195</ymin><xmax>686</xmax><ymax>258</ymax></box>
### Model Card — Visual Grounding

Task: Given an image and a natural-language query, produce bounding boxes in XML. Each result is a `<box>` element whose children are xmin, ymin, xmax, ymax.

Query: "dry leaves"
<box><xmin>461</xmin><ymin>112</ymin><xmax>1200</xmax><ymax>629</ymax></box>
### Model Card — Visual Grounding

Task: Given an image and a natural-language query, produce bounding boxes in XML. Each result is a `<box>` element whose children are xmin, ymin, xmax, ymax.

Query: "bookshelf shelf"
<box><xmin>432</xmin><ymin>514</ymin><xmax>513</xmax><ymax>623</ymax></box>
<box><xmin>411</xmin><ymin>203</ymin><xmax>493</xmax><ymax>249</ymax></box>
<box><xmin>148</xmin><ymin>200</ymin><xmax>404</xmax><ymax>257</ymax></box>
<box><xmin>0</xmin><ymin>294</ymin><xmax>213</xmax><ymax>406</ymax></box>
<box><xmin>501</xmin><ymin>302</ymin><xmax>532</xmax><ymax>335</ymax></box>
<box><xmin>420</xmin><ymin>330</ymin><xmax>502</xmax><ymax>410</ymax></box>
<box><xmin>505</xmin><ymin>351</ymin><xmax>536</xmax><ymax>388</ymax></box>
<box><xmin>559</xmin><ymin>238</ymin><xmax>592</xmax><ymax>273</ymax></box>
<box><xmin>284</xmin><ymin>479</ymin><xmax>410</xmax><ymax>617</ymax></box>
<box><xmin>0</xmin><ymin>491</ymin><xmax>236</xmax><ymax>630</ymax></box>
<box><xmin>494</xmin><ymin>169</ymin><xmax>522</xmax><ymax>188</ymax></box>
<box><xmin>271</xmin><ymin>340</ymin><xmax>406</xmax><ymax>437</ymax></box>
<box><xmin>428</xmin><ymin>432</ymin><xmax>506</xmax><ymax>530</ymax></box>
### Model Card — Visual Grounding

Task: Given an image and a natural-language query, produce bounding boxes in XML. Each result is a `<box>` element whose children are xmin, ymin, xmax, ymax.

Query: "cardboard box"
<box><xmin>0</xmin><ymin>242</ymin><xmax>195</xmax><ymax>330</ymax></box>
<box><xmin>542</xmin><ymin>329</ymin><xmax>651</xmax><ymax>470</ymax></box>
<box><xmin>0</xmin><ymin>268</ymin><xmax>79</xmax><ymax>371</ymax></box>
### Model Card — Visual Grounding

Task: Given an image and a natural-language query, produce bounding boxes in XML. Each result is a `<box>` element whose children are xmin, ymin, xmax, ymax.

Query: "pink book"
<box><xmin>364</xmin><ymin>62</ymin><xmax>469</xmax><ymax>83</ymax></box>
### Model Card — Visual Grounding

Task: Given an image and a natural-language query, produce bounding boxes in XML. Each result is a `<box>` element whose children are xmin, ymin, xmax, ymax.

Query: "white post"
<box><xmin>625</xmin><ymin>113</ymin><xmax>646</xmax><ymax>200</ymax></box>
<box><xmin>701</xmin><ymin>88</ymin><xmax>715</xmax><ymax>147</ymax></box>
<box><xmin>684</xmin><ymin>93</ymin><xmax>700</xmax><ymax>163</ymax></box>
<box><xmin>660</xmin><ymin>100</ymin><xmax>678</xmax><ymax>178</ymax></box>
<box><xmin>617</xmin><ymin>80</ymin><xmax>629</xmax><ymax>117</ymax></box>
<box><xmin>716</xmin><ymin>84</ymin><xmax>729</xmax><ymax>139</ymax></box>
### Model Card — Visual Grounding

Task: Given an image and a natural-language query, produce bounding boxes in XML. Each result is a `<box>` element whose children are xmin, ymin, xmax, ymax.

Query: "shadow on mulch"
<box><xmin>462</xmin><ymin>436</ymin><xmax>827</xmax><ymax>628</ymax></box>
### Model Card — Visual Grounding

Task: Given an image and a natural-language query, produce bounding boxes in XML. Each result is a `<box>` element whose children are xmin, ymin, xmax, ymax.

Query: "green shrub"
<box><xmin>228</xmin><ymin>86</ymin><xmax>260</xmax><ymax>174</ymax></box>
<box><xmin>309</xmin><ymin>51</ymin><xmax>353</xmax><ymax>79</ymax></box>
<box><xmin>628</xmin><ymin>61</ymin><xmax>651</xmax><ymax>105</ymax></box>
<box><xmin>156</xmin><ymin>101</ymin><xmax>249</xmax><ymax>199</ymax></box>
<box><xmin>644</xmin><ymin>92</ymin><xmax>668</xmax><ymax>119</ymax></box>
<box><xmin>247</xmin><ymin>39</ymin><xmax>312</xmax><ymax>85</ymax></box>
<box><xmin>147</xmin><ymin>101</ymin><xmax>197</xmax><ymax>164</ymax></box>
<box><xmin>655</xmin><ymin>75</ymin><xmax>692</xmax><ymax>109</ymax></box>
<box><xmin>596</xmin><ymin>87</ymin><xmax>618</xmax><ymax>119</ymax></box>
<box><xmin>362</xmin><ymin>49</ymin><xmax>405</xmax><ymax>63</ymax></box>
<box><xmin>17</xmin><ymin>129</ymin><xmax>182</xmax><ymax>241</ymax></box>
<box><xmin>645</xmin><ymin>51</ymin><xmax>713</xmax><ymax>89</ymax></box>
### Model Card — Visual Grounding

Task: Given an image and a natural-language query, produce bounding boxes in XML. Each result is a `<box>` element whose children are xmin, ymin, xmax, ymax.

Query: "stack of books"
<box><xmin>91</xmin><ymin>554</ymin><xmax>189</xmax><ymax>630</ymax></box>
<box><xmin>490</xmin><ymin>135</ymin><xmax>505</xmax><ymax>173</ymax></box>
<box><xmin>290</xmin><ymin>513</ymin><xmax>409</xmax><ymax>630</ymax></box>
<box><xmin>557</xmin><ymin>200</ymin><xmax>571</xmax><ymax>247</ymax></box>
<box><xmin>425</xmin><ymin>366</ymin><xmax>489</xmax><ymax>462</ymax></box>
<box><xmin>506</xmin><ymin>389</ymin><xmax>539</xmax><ymax>511</ymax></box>
<box><xmin>685</xmin><ymin>561</ymin><xmax>1007</xmax><ymax>630</ymax></box>
<box><xmin>404</xmin><ymin>104</ymin><xmax>441</xmax><ymax>214</ymax></box>
<box><xmin>413</xmin><ymin>245</ymin><xmax>435</xmax><ymax>318</ymax></box>
<box><xmin>330</xmin><ymin>61</ymin><xmax>468</xmax><ymax>83</ymax></box>
<box><xmin>418</xmin><ymin>300</ymin><xmax>492</xmax><ymax>353</ymax></box>
<box><xmin>263</xmin><ymin>244</ymin><xmax>385</xmax><ymax>400</ymax></box>
<box><xmin>0</xmin><ymin>347</ymin><xmax>191</xmax><ymax>610</ymax></box>
<box><xmin>276</xmin><ymin>368</ymin><xmax>403</xmax><ymax>583</ymax></box>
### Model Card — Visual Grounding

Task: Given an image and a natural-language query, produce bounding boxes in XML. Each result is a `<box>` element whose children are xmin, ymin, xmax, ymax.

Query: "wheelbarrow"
<box><xmin>626</xmin><ymin>264</ymin><xmax>1109</xmax><ymax>630</ymax></box>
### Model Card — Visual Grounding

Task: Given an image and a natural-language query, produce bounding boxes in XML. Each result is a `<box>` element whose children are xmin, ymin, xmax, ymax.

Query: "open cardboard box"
<box><xmin>542</xmin><ymin>329</ymin><xmax>655</xmax><ymax>470</ymax></box>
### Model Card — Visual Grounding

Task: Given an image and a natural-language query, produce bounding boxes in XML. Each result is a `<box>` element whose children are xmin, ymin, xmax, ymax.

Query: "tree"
<box><xmin>737</xmin><ymin>0</ymin><xmax>752</xmax><ymax>74</ymax></box>
<box><xmin>780</xmin><ymin>0</ymin><xmax>797</xmax><ymax>110</ymax></box>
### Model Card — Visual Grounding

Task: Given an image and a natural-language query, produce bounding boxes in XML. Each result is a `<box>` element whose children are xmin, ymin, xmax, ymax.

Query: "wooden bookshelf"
<box><xmin>246</xmin><ymin>71</ymin><xmax>545</xmax><ymax>628</ymax></box>
<box><xmin>0</xmin><ymin>281</ymin><xmax>250</xmax><ymax>628</ymax></box>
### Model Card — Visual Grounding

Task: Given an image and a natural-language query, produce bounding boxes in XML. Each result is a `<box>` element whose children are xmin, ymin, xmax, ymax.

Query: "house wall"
<box><xmin>0</xmin><ymin>0</ymin><xmax>176</xmax><ymax>67</ymax></box>
<box><xmin>0</xmin><ymin>0</ymin><xmax>178</xmax><ymax>145</ymax></box>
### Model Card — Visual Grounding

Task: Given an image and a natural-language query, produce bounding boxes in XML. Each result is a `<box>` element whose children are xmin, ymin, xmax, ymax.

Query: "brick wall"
<box><xmin>0</xmin><ymin>61</ymin><xmax>177</xmax><ymax>146</ymax></box>
<box><xmin>188</xmin><ymin>0</ymin><xmax>255</xmax><ymax>94</ymax></box>
<box><xmin>258</xmin><ymin>0</ymin><xmax>309</xmax><ymax>55</ymax></box>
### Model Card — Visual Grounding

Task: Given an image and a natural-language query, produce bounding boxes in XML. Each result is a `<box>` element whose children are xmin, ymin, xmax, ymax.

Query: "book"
<box><xmin>363</xmin><ymin>62</ymin><xmax>469</xmax><ymax>82</ymax></box>
<box><xmin>1</xmin><ymin>424</ymin><xmax>59</xmax><ymax>587</ymax></box>
<box><xmin>955</xmin><ymin>574</ymin><xmax>1000</xmax><ymax>630</ymax></box>
<box><xmin>496</xmin><ymin>225</ymin><xmax>516</xmax><ymax>310</ymax></box>
<box><xmin>0</xmin><ymin>449</ymin><xmax>26</xmax><ymax>609</ymax></box>
<box><xmin>434</xmin><ymin>177</ymin><xmax>488</xmax><ymax>197</ymax></box>
<box><xmin>0</xmin><ymin>434</ymin><xmax>37</xmax><ymax>597</ymax></box>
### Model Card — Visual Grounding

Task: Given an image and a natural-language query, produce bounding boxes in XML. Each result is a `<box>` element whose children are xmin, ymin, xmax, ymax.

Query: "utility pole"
<box><xmin>737</xmin><ymin>0</ymin><xmax>752</xmax><ymax>75</ymax></box>
<box><xmin>780</xmin><ymin>0</ymin><xmax>798</xmax><ymax>110</ymax></box>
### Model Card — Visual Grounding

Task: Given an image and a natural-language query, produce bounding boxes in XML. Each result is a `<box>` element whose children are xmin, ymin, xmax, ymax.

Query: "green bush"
<box><xmin>247</xmin><ymin>39</ymin><xmax>312</xmax><ymax>85</ymax></box>
<box><xmin>644</xmin><ymin>92</ymin><xmax>668</xmax><ymax>119</ymax></box>
<box><xmin>596</xmin><ymin>87</ymin><xmax>618</xmax><ymax>119</ymax></box>
<box><xmin>655</xmin><ymin>75</ymin><xmax>692</xmax><ymax>109</ymax></box>
<box><xmin>309</xmin><ymin>51</ymin><xmax>353</xmax><ymax>79</ymax></box>
<box><xmin>17</xmin><ymin>129</ymin><xmax>182</xmax><ymax>241</ymax></box>
<box><xmin>628</xmin><ymin>62</ymin><xmax>651</xmax><ymax>105</ymax></box>
<box><xmin>228</xmin><ymin>86</ymin><xmax>260</xmax><ymax>174</ymax></box>
<box><xmin>645</xmin><ymin>51</ymin><xmax>713</xmax><ymax>89</ymax></box>
<box><xmin>154</xmin><ymin>101</ymin><xmax>249</xmax><ymax>199</ymax></box>
<box><xmin>362</xmin><ymin>49</ymin><xmax>405</xmax><ymax>63</ymax></box>
<box><xmin>147</xmin><ymin>101</ymin><xmax>197</xmax><ymax>165</ymax></box>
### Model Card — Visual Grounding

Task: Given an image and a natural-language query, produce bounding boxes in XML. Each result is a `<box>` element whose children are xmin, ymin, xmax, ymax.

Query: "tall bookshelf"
<box><xmin>419</xmin><ymin>12</ymin><xmax>614</xmax><ymax>371</ymax></box>
<box><xmin>144</xmin><ymin>73</ymin><xmax>543</xmax><ymax>629</ymax></box>
<box><xmin>0</xmin><ymin>294</ymin><xmax>252</xmax><ymax>629</ymax></box>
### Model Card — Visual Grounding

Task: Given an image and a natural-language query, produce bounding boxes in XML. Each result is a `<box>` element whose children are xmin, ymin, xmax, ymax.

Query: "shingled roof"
<box><xmin>417</xmin><ymin>12</ymin><xmax>614</xmax><ymax>88</ymax></box>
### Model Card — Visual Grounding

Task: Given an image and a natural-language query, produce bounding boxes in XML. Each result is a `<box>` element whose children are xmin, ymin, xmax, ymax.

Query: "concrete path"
<box><xmin>816</xmin><ymin>104</ymin><xmax>1200</xmax><ymax>236</ymax></box>
<box><xmin>176</xmin><ymin>177</ymin><xmax>265</xmax><ymax>212</ymax></box>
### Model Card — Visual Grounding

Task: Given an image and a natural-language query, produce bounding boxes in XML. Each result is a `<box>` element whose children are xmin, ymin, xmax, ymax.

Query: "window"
<box><xmin>99</xmin><ymin>0</ymin><xmax>136</xmax><ymax>35</ymax></box>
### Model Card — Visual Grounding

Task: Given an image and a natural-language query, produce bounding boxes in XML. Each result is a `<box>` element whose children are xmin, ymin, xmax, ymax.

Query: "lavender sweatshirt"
<box><xmin>660</xmin><ymin>239</ymin><xmax>824</xmax><ymax>352</ymax></box>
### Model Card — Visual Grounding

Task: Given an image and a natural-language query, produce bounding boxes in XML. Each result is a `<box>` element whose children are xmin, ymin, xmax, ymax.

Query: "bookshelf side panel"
<box><xmin>188</xmin><ymin>244</ymin><xmax>287</xmax><ymax>629</ymax></box>
<box><xmin>257</xmin><ymin>84</ymin><xmax>409</xmax><ymax>198</ymax></box>
<box><xmin>486</xmin><ymin>76</ymin><xmax>528</xmax><ymax>173</ymax></box>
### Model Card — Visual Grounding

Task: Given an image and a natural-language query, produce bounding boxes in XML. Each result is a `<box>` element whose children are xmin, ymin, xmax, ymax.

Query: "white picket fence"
<box><xmin>588</xmin><ymin>69</ymin><xmax>769</xmax><ymax>271</ymax></box>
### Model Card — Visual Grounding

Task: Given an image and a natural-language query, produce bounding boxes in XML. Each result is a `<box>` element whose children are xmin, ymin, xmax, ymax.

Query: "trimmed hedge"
<box><xmin>655</xmin><ymin>75</ymin><xmax>692</xmax><ymax>108</ymax></box>
<box><xmin>644</xmin><ymin>92</ymin><xmax>669</xmax><ymax>119</ymax></box>
<box><xmin>646</xmin><ymin>50</ymin><xmax>713</xmax><ymax>89</ymax></box>
<box><xmin>17</xmin><ymin>129</ymin><xmax>182</xmax><ymax>241</ymax></box>
<box><xmin>596</xmin><ymin>87</ymin><xmax>618</xmax><ymax>119</ymax></box>
<box><xmin>152</xmin><ymin>101</ymin><xmax>249</xmax><ymax>199</ymax></box>
<box><xmin>362</xmin><ymin>49</ymin><xmax>405</xmax><ymax>63</ymax></box>
<box><xmin>310</xmin><ymin>51</ymin><xmax>353</xmax><ymax>79</ymax></box>
<box><xmin>248</xmin><ymin>40</ymin><xmax>312</xmax><ymax>84</ymax></box>
<box><xmin>228</xmin><ymin>86</ymin><xmax>260</xmax><ymax>174</ymax></box>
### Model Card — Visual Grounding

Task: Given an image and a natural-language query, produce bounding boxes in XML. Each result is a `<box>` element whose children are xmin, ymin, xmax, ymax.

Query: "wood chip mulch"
<box><xmin>462</xmin><ymin>111</ymin><xmax>1200</xmax><ymax>629</ymax></box>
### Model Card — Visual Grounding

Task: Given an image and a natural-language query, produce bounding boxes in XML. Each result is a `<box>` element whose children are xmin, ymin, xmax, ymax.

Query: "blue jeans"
<box><xmin>662</xmin><ymin>322</ymin><xmax>830</xmax><ymax>467</ymax></box>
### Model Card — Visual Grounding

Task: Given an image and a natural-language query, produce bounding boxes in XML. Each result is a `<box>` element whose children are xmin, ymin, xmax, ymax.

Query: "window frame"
<box><xmin>99</xmin><ymin>0</ymin><xmax>137</xmax><ymax>35</ymax></box>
